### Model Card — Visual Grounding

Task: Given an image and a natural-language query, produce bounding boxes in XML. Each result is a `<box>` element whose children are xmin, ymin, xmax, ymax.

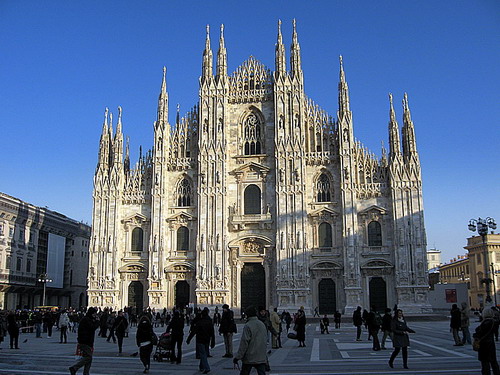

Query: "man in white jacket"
<box><xmin>58</xmin><ymin>310</ymin><xmax>70</xmax><ymax>343</ymax></box>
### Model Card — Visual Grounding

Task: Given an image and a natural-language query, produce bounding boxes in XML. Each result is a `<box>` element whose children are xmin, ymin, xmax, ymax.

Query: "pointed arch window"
<box><xmin>318</xmin><ymin>222</ymin><xmax>333</xmax><ymax>249</ymax></box>
<box><xmin>243</xmin><ymin>113</ymin><xmax>262</xmax><ymax>155</ymax></box>
<box><xmin>368</xmin><ymin>221</ymin><xmax>382</xmax><ymax>247</ymax></box>
<box><xmin>177</xmin><ymin>178</ymin><xmax>192</xmax><ymax>207</ymax></box>
<box><xmin>131</xmin><ymin>227</ymin><xmax>144</xmax><ymax>252</ymax></box>
<box><xmin>177</xmin><ymin>226</ymin><xmax>189</xmax><ymax>252</ymax></box>
<box><xmin>244</xmin><ymin>184</ymin><xmax>261</xmax><ymax>214</ymax></box>
<box><xmin>316</xmin><ymin>174</ymin><xmax>332</xmax><ymax>202</ymax></box>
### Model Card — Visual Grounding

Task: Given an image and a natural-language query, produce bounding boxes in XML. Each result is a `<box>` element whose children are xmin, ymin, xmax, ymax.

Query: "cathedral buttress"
<box><xmin>274</xmin><ymin>20</ymin><xmax>310</xmax><ymax>311</ymax></box>
<box><xmin>197</xmin><ymin>24</ymin><xmax>229</xmax><ymax>306</ymax></box>
<box><xmin>336</xmin><ymin>57</ymin><xmax>361</xmax><ymax>312</ymax></box>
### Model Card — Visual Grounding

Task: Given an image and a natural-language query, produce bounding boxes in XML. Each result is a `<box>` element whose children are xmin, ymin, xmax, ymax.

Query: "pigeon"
<box><xmin>23</xmin><ymin>339</ymin><xmax>28</xmax><ymax>343</ymax></box>
<box><xmin>130</xmin><ymin>352</ymin><xmax>138</xmax><ymax>357</ymax></box>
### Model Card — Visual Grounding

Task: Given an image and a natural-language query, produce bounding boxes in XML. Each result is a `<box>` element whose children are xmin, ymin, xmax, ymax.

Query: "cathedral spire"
<box><xmin>290</xmin><ymin>19</ymin><xmax>302</xmax><ymax>79</ymax></box>
<box><xmin>402</xmin><ymin>92</ymin><xmax>418</xmax><ymax>161</ymax></box>
<box><xmin>388</xmin><ymin>93</ymin><xmax>402</xmax><ymax>160</ymax></box>
<box><xmin>176</xmin><ymin>103</ymin><xmax>180</xmax><ymax>125</ymax></box>
<box><xmin>97</xmin><ymin>107</ymin><xmax>111</xmax><ymax>170</ymax></box>
<box><xmin>157</xmin><ymin>66</ymin><xmax>168</xmax><ymax>125</ymax></box>
<box><xmin>338</xmin><ymin>56</ymin><xmax>351</xmax><ymax>118</ymax></box>
<box><xmin>116</xmin><ymin>106</ymin><xmax>123</xmax><ymax>137</ymax></box>
<box><xmin>216</xmin><ymin>24</ymin><xmax>227</xmax><ymax>80</ymax></box>
<box><xmin>124</xmin><ymin>136</ymin><xmax>130</xmax><ymax>174</ymax></box>
<box><xmin>275</xmin><ymin>19</ymin><xmax>286</xmax><ymax>76</ymax></box>
<box><xmin>102</xmin><ymin>107</ymin><xmax>109</xmax><ymax>135</ymax></box>
<box><xmin>112</xmin><ymin>106</ymin><xmax>123</xmax><ymax>166</ymax></box>
<box><xmin>202</xmin><ymin>25</ymin><xmax>213</xmax><ymax>82</ymax></box>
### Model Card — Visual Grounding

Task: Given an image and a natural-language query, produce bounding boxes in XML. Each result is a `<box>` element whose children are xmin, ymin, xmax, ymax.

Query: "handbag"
<box><xmin>287</xmin><ymin>331</ymin><xmax>297</xmax><ymax>340</ymax></box>
<box><xmin>151</xmin><ymin>332</ymin><xmax>158</xmax><ymax>346</ymax></box>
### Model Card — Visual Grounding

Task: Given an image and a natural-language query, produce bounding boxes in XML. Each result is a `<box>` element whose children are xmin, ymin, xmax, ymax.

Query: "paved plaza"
<box><xmin>0</xmin><ymin>318</ymin><xmax>491</xmax><ymax>375</ymax></box>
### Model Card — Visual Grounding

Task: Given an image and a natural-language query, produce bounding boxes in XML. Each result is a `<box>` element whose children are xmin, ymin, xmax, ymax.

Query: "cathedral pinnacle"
<box><xmin>116</xmin><ymin>106</ymin><xmax>123</xmax><ymax>135</ymax></box>
<box><xmin>388</xmin><ymin>93</ymin><xmax>402</xmax><ymax>159</ymax></box>
<box><xmin>102</xmin><ymin>107</ymin><xmax>109</xmax><ymax>134</ymax></box>
<box><xmin>202</xmin><ymin>24</ymin><xmax>213</xmax><ymax>81</ymax></box>
<box><xmin>338</xmin><ymin>56</ymin><xmax>350</xmax><ymax>116</ymax></box>
<box><xmin>401</xmin><ymin>93</ymin><xmax>418</xmax><ymax>161</ymax></box>
<box><xmin>275</xmin><ymin>19</ymin><xmax>286</xmax><ymax>75</ymax></box>
<box><xmin>216</xmin><ymin>24</ymin><xmax>227</xmax><ymax>79</ymax></box>
<box><xmin>290</xmin><ymin>18</ymin><xmax>302</xmax><ymax>79</ymax></box>
<box><xmin>176</xmin><ymin>103</ymin><xmax>180</xmax><ymax>125</ymax></box>
<box><xmin>157</xmin><ymin>67</ymin><xmax>168</xmax><ymax>124</ymax></box>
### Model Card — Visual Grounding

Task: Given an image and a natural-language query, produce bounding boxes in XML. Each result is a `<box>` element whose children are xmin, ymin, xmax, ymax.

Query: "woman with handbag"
<box><xmin>388</xmin><ymin>309</ymin><xmax>415</xmax><ymax>369</ymax></box>
<box><xmin>136</xmin><ymin>316</ymin><xmax>155</xmax><ymax>374</ymax></box>
<box><xmin>474</xmin><ymin>307</ymin><xmax>500</xmax><ymax>375</ymax></box>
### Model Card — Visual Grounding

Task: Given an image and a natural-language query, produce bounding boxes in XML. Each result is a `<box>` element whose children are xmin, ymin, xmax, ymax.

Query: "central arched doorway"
<box><xmin>318</xmin><ymin>278</ymin><xmax>336</xmax><ymax>314</ymax></box>
<box><xmin>369</xmin><ymin>277</ymin><xmax>387</xmax><ymax>311</ymax></box>
<box><xmin>241</xmin><ymin>263</ymin><xmax>266</xmax><ymax>310</ymax></box>
<box><xmin>175</xmin><ymin>280</ymin><xmax>190</xmax><ymax>309</ymax></box>
<box><xmin>128</xmin><ymin>281</ymin><xmax>144</xmax><ymax>313</ymax></box>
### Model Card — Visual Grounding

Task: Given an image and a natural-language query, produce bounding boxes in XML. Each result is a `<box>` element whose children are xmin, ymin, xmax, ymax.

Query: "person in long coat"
<box><xmin>166</xmin><ymin>310</ymin><xmax>185</xmax><ymax>364</ymax></box>
<box><xmin>136</xmin><ymin>316</ymin><xmax>155</xmax><ymax>374</ymax></box>
<box><xmin>113</xmin><ymin>310</ymin><xmax>128</xmax><ymax>354</ymax></box>
<box><xmin>474</xmin><ymin>307</ymin><xmax>500</xmax><ymax>375</ymax></box>
<box><xmin>295</xmin><ymin>309</ymin><xmax>306</xmax><ymax>347</ymax></box>
<box><xmin>7</xmin><ymin>312</ymin><xmax>19</xmax><ymax>349</ymax></box>
<box><xmin>388</xmin><ymin>309</ymin><xmax>415</xmax><ymax>369</ymax></box>
<box><xmin>450</xmin><ymin>304</ymin><xmax>463</xmax><ymax>346</ymax></box>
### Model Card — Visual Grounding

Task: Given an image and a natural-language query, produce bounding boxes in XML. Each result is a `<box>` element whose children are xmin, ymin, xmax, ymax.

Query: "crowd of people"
<box><xmin>2</xmin><ymin>302</ymin><xmax>500</xmax><ymax>374</ymax></box>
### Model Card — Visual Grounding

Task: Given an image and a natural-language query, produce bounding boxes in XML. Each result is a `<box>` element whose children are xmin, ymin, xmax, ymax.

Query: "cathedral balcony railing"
<box><xmin>361</xmin><ymin>245</ymin><xmax>390</xmax><ymax>256</ymax></box>
<box><xmin>230</xmin><ymin>213</ymin><xmax>272</xmax><ymax>230</ymax></box>
<box><xmin>311</xmin><ymin>247</ymin><xmax>342</xmax><ymax>257</ymax></box>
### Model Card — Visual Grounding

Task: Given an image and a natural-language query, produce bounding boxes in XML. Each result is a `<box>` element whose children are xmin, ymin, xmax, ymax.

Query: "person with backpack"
<box><xmin>367</xmin><ymin>305</ymin><xmax>381</xmax><ymax>351</ymax></box>
<box><xmin>352</xmin><ymin>306</ymin><xmax>363</xmax><ymax>341</ymax></box>
<box><xmin>381</xmin><ymin>308</ymin><xmax>393</xmax><ymax>350</ymax></box>
<box><xmin>219</xmin><ymin>304</ymin><xmax>237</xmax><ymax>358</ymax></box>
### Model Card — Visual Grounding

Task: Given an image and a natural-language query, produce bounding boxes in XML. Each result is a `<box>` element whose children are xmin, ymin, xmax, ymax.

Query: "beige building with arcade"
<box><xmin>88</xmin><ymin>21</ymin><xmax>431</xmax><ymax>314</ymax></box>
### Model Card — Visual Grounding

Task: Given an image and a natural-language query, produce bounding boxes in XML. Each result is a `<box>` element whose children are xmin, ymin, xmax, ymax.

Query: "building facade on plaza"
<box><xmin>0</xmin><ymin>192</ymin><xmax>91</xmax><ymax>310</ymax></box>
<box><xmin>465</xmin><ymin>233</ymin><xmax>500</xmax><ymax>309</ymax></box>
<box><xmin>88</xmin><ymin>21</ymin><xmax>431</xmax><ymax>314</ymax></box>
<box><xmin>427</xmin><ymin>248</ymin><xmax>442</xmax><ymax>270</ymax></box>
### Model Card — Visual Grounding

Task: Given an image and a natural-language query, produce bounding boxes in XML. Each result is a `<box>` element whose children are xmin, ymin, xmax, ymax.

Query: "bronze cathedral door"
<box><xmin>241</xmin><ymin>263</ymin><xmax>266</xmax><ymax>310</ymax></box>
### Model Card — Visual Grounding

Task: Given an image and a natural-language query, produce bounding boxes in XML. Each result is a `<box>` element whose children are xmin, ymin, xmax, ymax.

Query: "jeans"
<box><xmin>197</xmin><ymin>342</ymin><xmax>210</xmax><ymax>372</ymax></box>
<box><xmin>390</xmin><ymin>346</ymin><xmax>408</xmax><ymax>367</ymax></box>
<box><xmin>35</xmin><ymin>323</ymin><xmax>41</xmax><ymax>338</ymax></box>
<box><xmin>70</xmin><ymin>344</ymin><xmax>93</xmax><ymax>375</ymax></box>
<box><xmin>224</xmin><ymin>332</ymin><xmax>233</xmax><ymax>354</ymax></box>
<box><xmin>356</xmin><ymin>325</ymin><xmax>362</xmax><ymax>340</ymax></box>
<box><xmin>481</xmin><ymin>359</ymin><xmax>500</xmax><ymax>375</ymax></box>
<box><xmin>452</xmin><ymin>328</ymin><xmax>461</xmax><ymax>344</ymax></box>
<box><xmin>116</xmin><ymin>334</ymin><xmax>124</xmax><ymax>353</ymax></box>
<box><xmin>462</xmin><ymin>327</ymin><xmax>472</xmax><ymax>344</ymax></box>
<box><xmin>107</xmin><ymin>328</ymin><xmax>116</xmax><ymax>342</ymax></box>
<box><xmin>60</xmin><ymin>326</ymin><xmax>68</xmax><ymax>343</ymax></box>
<box><xmin>370</xmin><ymin>329</ymin><xmax>380</xmax><ymax>350</ymax></box>
<box><xmin>170</xmin><ymin>335</ymin><xmax>183</xmax><ymax>363</ymax></box>
<box><xmin>240</xmin><ymin>363</ymin><xmax>266</xmax><ymax>375</ymax></box>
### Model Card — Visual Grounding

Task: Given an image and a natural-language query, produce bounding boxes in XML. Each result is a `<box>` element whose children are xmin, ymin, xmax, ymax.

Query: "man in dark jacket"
<box><xmin>450</xmin><ymin>304</ymin><xmax>463</xmax><ymax>346</ymax></box>
<box><xmin>167</xmin><ymin>310</ymin><xmax>185</xmax><ymax>364</ymax></box>
<box><xmin>187</xmin><ymin>308</ymin><xmax>215</xmax><ymax>374</ymax></box>
<box><xmin>219</xmin><ymin>304</ymin><xmax>237</xmax><ymax>358</ymax></box>
<box><xmin>366</xmin><ymin>305</ymin><xmax>381</xmax><ymax>351</ymax></box>
<box><xmin>352</xmin><ymin>306</ymin><xmax>363</xmax><ymax>341</ymax></box>
<box><xmin>69</xmin><ymin>307</ymin><xmax>99</xmax><ymax>375</ymax></box>
<box><xmin>381</xmin><ymin>308</ymin><xmax>393</xmax><ymax>349</ymax></box>
<box><xmin>112</xmin><ymin>310</ymin><xmax>128</xmax><ymax>354</ymax></box>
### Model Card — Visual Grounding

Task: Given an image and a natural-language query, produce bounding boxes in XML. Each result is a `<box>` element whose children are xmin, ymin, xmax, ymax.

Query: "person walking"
<box><xmin>43</xmin><ymin>311</ymin><xmax>54</xmax><ymax>338</ymax></box>
<box><xmin>367</xmin><ymin>305</ymin><xmax>381</xmax><ymax>351</ymax></box>
<box><xmin>334</xmin><ymin>311</ymin><xmax>341</xmax><ymax>329</ymax></box>
<box><xmin>136</xmin><ymin>316</ymin><xmax>155</xmax><ymax>374</ymax></box>
<box><xmin>112</xmin><ymin>310</ymin><xmax>128</xmax><ymax>354</ymax></box>
<box><xmin>313</xmin><ymin>307</ymin><xmax>320</xmax><ymax>317</ymax></box>
<box><xmin>166</xmin><ymin>310</ymin><xmax>184</xmax><ymax>364</ymax></box>
<box><xmin>219</xmin><ymin>304</ymin><xmax>237</xmax><ymax>357</ymax></box>
<box><xmin>388</xmin><ymin>309</ymin><xmax>415</xmax><ymax>369</ymax></box>
<box><xmin>270</xmin><ymin>308</ymin><xmax>281</xmax><ymax>348</ymax></box>
<box><xmin>233</xmin><ymin>306</ymin><xmax>268</xmax><ymax>375</ymax></box>
<box><xmin>33</xmin><ymin>311</ymin><xmax>42</xmax><ymax>338</ymax></box>
<box><xmin>106</xmin><ymin>311</ymin><xmax>116</xmax><ymax>343</ymax></box>
<box><xmin>320</xmin><ymin>315</ymin><xmax>330</xmax><ymax>334</ymax></box>
<box><xmin>381</xmin><ymin>308</ymin><xmax>393</xmax><ymax>350</ymax></box>
<box><xmin>69</xmin><ymin>307</ymin><xmax>100</xmax><ymax>375</ymax></box>
<box><xmin>59</xmin><ymin>310</ymin><xmax>70</xmax><ymax>343</ymax></box>
<box><xmin>187</xmin><ymin>307</ymin><xmax>215</xmax><ymax>374</ymax></box>
<box><xmin>353</xmin><ymin>306</ymin><xmax>363</xmax><ymax>341</ymax></box>
<box><xmin>461</xmin><ymin>302</ymin><xmax>472</xmax><ymax>345</ymax></box>
<box><xmin>474</xmin><ymin>307</ymin><xmax>500</xmax><ymax>375</ymax></box>
<box><xmin>295</xmin><ymin>308</ymin><xmax>307</xmax><ymax>347</ymax></box>
<box><xmin>7</xmin><ymin>312</ymin><xmax>19</xmax><ymax>349</ymax></box>
<box><xmin>450</xmin><ymin>304</ymin><xmax>463</xmax><ymax>346</ymax></box>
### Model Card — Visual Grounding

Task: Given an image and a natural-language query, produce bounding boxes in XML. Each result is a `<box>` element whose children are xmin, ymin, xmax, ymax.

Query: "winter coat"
<box><xmin>235</xmin><ymin>316</ymin><xmax>267</xmax><ymax>365</ymax></box>
<box><xmin>112</xmin><ymin>316</ymin><xmax>128</xmax><ymax>336</ymax></box>
<box><xmin>167</xmin><ymin>314</ymin><xmax>185</xmax><ymax>338</ymax></box>
<box><xmin>450</xmin><ymin>306</ymin><xmax>461</xmax><ymax>329</ymax></box>
<box><xmin>219</xmin><ymin>309</ymin><xmax>236</xmax><ymax>334</ymax></box>
<box><xmin>58</xmin><ymin>313</ymin><xmax>70</xmax><ymax>328</ymax></box>
<box><xmin>390</xmin><ymin>317</ymin><xmax>415</xmax><ymax>348</ymax></box>
<box><xmin>136</xmin><ymin>319</ymin><xmax>154</xmax><ymax>346</ymax></box>
<box><xmin>186</xmin><ymin>315</ymin><xmax>215</xmax><ymax>346</ymax></box>
<box><xmin>352</xmin><ymin>309</ymin><xmax>363</xmax><ymax>327</ymax></box>
<box><xmin>295</xmin><ymin>312</ymin><xmax>306</xmax><ymax>341</ymax></box>
<box><xmin>460</xmin><ymin>304</ymin><xmax>470</xmax><ymax>329</ymax></box>
<box><xmin>382</xmin><ymin>313</ymin><xmax>393</xmax><ymax>331</ymax></box>
<box><xmin>77</xmin><ymin>314</ymin><xmax>99</xmax><ymax>347</ymax></box>
<box><xmin>474</xmin><ymin>317</ymin><xmax>497</xmax><ymax>362</ymax></box>
<box><xmin>270</xmin><ymin>311</ymin><xmax>281</xmax><ymax>333</ymax></box>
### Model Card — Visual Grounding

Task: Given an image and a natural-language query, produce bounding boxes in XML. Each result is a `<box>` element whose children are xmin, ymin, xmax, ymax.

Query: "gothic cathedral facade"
<box><xmin>88</xmin><ymin>22</ymin><xmax>432</xmax><ymax>314</ymax></box>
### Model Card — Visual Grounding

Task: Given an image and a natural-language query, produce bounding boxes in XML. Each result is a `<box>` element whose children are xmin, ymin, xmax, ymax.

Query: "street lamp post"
<box><xmin>38</xmin><ymin>273</ymin><xmax>53</xmax><ymax>306</ymax></box>
<box><xmin>468</xmin><ymin>217</ymin><xmax>497</xmax><ymax>304</ymax></box>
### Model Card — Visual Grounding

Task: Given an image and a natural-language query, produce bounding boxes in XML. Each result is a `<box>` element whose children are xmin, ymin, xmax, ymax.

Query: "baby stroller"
<box><xmin>153</xmin><ymin>332</ymin><xmax>172</xmax><ymax>362</ymax></box>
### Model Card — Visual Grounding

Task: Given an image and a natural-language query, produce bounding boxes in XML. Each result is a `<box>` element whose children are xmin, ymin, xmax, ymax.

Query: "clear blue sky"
<box><xmin>1</xmin><ymin>1</ymin><xmax>499</xmax><ymax>263</ymax></box>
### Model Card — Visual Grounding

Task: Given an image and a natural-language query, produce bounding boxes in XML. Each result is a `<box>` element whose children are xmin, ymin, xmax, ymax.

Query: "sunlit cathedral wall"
<box><xmin>87</xmin><ymin>21</ymin><xmax>432</xmax><ymax>314</ymax></box>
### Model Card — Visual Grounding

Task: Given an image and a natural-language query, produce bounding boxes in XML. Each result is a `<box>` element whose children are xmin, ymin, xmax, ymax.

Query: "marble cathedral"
<box><xmin>88</xmin><ymin>21</ymin><xmax>432</xmax><ymax>314</ymax></box>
